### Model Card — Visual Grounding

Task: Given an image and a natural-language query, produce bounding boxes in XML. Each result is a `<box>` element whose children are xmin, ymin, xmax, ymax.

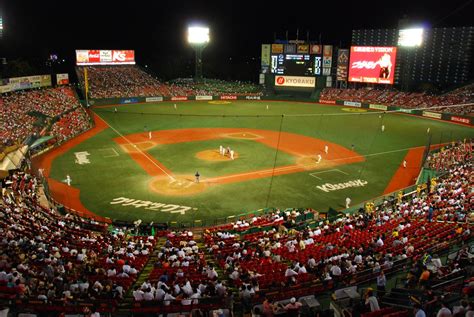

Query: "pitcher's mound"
<box><xmin>149</xmin><ymin>175</ymin><xmax>207</xmax><ymax>196</ymax></box>
<box><xmin>196</xmin><ymin>150</ymin><xmax>239</xmax><ymax>161</ymax></box>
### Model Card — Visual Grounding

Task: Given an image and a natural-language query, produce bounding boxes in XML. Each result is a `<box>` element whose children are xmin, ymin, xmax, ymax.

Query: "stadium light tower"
<box><xmin>187</xmin><ymin>26</ymin><xmax>210</xmax><ymax>82</ymax></box>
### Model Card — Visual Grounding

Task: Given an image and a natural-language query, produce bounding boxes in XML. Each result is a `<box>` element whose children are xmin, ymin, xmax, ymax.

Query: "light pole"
<box><xmin>187</xmin><ymin>26</ymin><xmax>209</xmax><ymax>83</ymax></box>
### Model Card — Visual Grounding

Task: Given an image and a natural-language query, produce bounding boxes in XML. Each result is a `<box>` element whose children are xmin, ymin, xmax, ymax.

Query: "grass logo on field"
<box><xmin>209</xmin><ymin>101</ymin><xmax>232</xmax><ymax>105</ymax></box>
<box><xmin>316</xmin><ymin>179</ymin><xmax>368</xmax><ymax>192</ymax></box>
<box><xmin>342</xmin><ymin>108</ymin><xmax>367</xmax><ymax>112</ymax></box>
<box><xmin>74</xmin><ymin>151</ymin><xmax>91</xmax><ymax>165</ymax></box>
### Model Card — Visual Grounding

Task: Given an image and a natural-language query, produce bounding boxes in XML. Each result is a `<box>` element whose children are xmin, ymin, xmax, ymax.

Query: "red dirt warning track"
<box><xmin>382</xmin><ymin>143</ymin><xmax>450</xmax><ymax>195</ymax></box>
<box><xmin>114</xmin><ymin>128</ymin><xmax>365</xmax><ymax>187</ymax></box>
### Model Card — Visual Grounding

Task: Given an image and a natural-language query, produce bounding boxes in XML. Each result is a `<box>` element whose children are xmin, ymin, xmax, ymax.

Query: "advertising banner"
<box><xmin>120</xmin><ymin>98</ymin><xmax>139</xmax><ymax>104</ymax></box>
<box><xmin>323</xmin><ymin>56</ymin><xmax>332</xmax><ymax>69</ymax></box>
<box><xmin>297</xmin><ymin>44</ymin><xmax>309</xmax><ymax>53</ymax></box>
<box><xmin>275</xmin><ymin>76</ymin><xmax>315</xmax><ymax>88</ymax></box>
<box><xmin>145</xmin><ymin>97</ymin><xmax>163</xmax><ymax>102</ymax></box>
<box><xmin>56</xmin><ymin>73</ymin><xmax>69</xmax><ymax>85</ymax></box>
<box><xmin>40</xmin><ymin>75</ymin><xmax>52</xmax><ymax>87</ymax></box>
<box><xmin>3</xmin><ymin>75</ymin><xmax>51</xmax><ymax>92</ymax></box>
<box><xmin>322</xmin><ymin>68</ymin><xmax>331</xmax><ymax>76</ymax></box>
<box><xmin>310</xmin><ymin>45</ymin><xmax>322</xmax><ymax>55</ymax></box>
<box><xmin>343</xmin><ymin>101</ymin><xmax>362</xmax><ymax>107</ymax></box>
<box><xmin>451</xmin><ymin>116</ymin><xmax>470</xmax><ymax>124</ymax></box>
<box><xmin>422</xmin><ymin>111</ymin><xmax>442</xmax><ymax>119</ymax></box>
<box><xmin>271</xmin><ymin>44</ymin><xmax>284</xmax><ymax>54</ymax></box>
<box><xmin>76</xmin><ymin>50</ymin><xmax>136</xmax><ymax>65</ymax></box>
<box><xmin>196</xmin><ymin>95</ymin><xmax>213</xmax><ymax>101</ymax></box>
<box><xmin>323</xmin><ymin>45</ymin><xmax>333</xmax><ymax>57</ymax></box>
<box><xmin>261</xmin><ymin>44</ymin><xmax>271</xmax><ymax>67</ymax></box>
<box><xmin>369</xmin><ymin>104</ymin><xmax>388</xmax><ymax>111</ymax></box>
<box><xmin>348</xmin><ymin>46</ymin><xmax>397</xmax><ymax>84</ymax></box>
<box><xmin>319</xmin><ymin>99</ymin><xmax>336</xmax><ymax>104</ymax></box>
<box><xmin>171</xmin><ymin>96</ymin><xmax>188</xmax><ymax>101</ymax></box>
<box><xmin>220</xmin><ymin>95</ymin><xmax>237</xmax><ymax>100</ymax></box>
<box><xmin>245</xmin><ymin>96</ymin><xmax>261</xmax><ymax>100</ymax></box>
<box><xmin>0</xmin><ymin>84</ymin><xmax>12</xmax><ymax>93</ymax></box>
<box><xmin>336</xmin><ymin>49</ymin><xmax>349</xmax><ymax>81</ymax></box>
<box><xmin>284</xmin><ymin>44</ymin><xmax>296</xmax><ymax>54</ymax></box>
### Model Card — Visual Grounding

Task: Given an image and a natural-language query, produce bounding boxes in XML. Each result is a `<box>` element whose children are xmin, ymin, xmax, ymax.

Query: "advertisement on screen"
<box><xmin>56</xmin><ymin>73</ymin><xmax>69</xmax><ymax>85</ymax></box>
<box><xmin>76</xmin><ymin>50</ymin><xmax>136</xmax><ymax>65</ymax></box>
<box><xmin>348</xmin><ymin>47</ymin><xmax>397</xmax><ymax>84</ymax></box>
<box><xmin>274</xmin><ymin>76</ymin><xmax>315</xmax><ymax>88</ymax></box>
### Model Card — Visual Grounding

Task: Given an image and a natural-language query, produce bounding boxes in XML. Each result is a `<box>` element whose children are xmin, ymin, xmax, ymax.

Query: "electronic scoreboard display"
<box><xmin>270</xmin><ymin>54</ymin><xmax>315</xmax><ymax>76</ymax></box>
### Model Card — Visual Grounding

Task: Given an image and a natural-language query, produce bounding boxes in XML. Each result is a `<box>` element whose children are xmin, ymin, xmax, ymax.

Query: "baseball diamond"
<box><xmin>32</xmin><ymin>100</ymin><xmax>474</xmax><ymax>223</ymax></box>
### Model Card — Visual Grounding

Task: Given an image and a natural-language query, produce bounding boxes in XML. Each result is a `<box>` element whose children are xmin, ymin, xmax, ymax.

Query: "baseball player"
<box><xmin>226</xmin><ymin>146</ymin><xmax>231</xmax><ymax>156</ymax></box>
<box><xmin>324</xmin><ymin>145</ymin><xmax>328</xmax><ymax>155</ymax></box>
<box><xmin>403</xmin><ymin>160</ymin><xmax>407</xmax><ymax>168</ymax></box>
<box><xmin>345</xmin><ymin>197</ymin><xmax>351</xmax><ymax>209</ymax></box>
<box><xmin>65</xmin><ymin>175</ymin><xmax>72</xmax><ymax>186</ymax></box>
<box><xmin>381</xmin><ymin>125</ymin><xmax>385</xmax><ymax>132</ymax></box>
<box><xmin>195</xmin><ymin>171</ymin><xmax>200</xmax><ymax>183</ymax></box>
<box><xmin>266</xmin><ymin>105</ymin><xmax>269</xmax><ymax>110</ymax></box>
<box><xmin>230</xmin><ymin>150</ymin><xmax>235</xmax><ymax>160</ymax></box>
<box><xmin>219</xmin><ymin>145</ymin><xmax>224</xmax><ymax>155</ymax></box>
<box><xmin>148</xmin><ymin>131</ymin><xmax>152</xmax><ymax>139</ymax></box>
<box><xmin>174</xmin><ymin>104</ymin><xmax>177</xmax><ymax>109</ymax></box>
<box><xmin>427</xmin><ymin>128</ymin><xmax>430</xmax><ymax>134</ymax></box>
<box><xmin>316</xmin><ymin>154</ymin><xmax>322</xmax><ymax>164</ymax></box>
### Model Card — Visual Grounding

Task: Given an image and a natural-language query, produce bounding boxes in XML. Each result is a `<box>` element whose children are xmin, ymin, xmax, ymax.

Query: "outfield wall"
<box><xmin>318</xmin><ymin>99</ymin><xmax>474</xmax><ymax>126</ymax></box>
<box><xmin>88</xmin><ymin>94</ymin><xmax>473</xmax><ymax>126</ymax></box>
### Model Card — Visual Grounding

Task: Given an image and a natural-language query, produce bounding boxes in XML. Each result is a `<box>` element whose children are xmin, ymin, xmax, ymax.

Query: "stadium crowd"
<box><xmin>0</xmin><ymin>170</ymin><xmax>156</xmax><ymax>313</ymax></box>
<box><xmin>320</xmin><ymin>84</ymin><xmax>474</xmax><ymax>115</ymax></box>
<box><xmin>76</xmin><ymin>66</ymin><xmax>262</xmax><ymax>99</ymax></box>
<box><xmin>0</xmin><ymin>87</ymin><xmax>91</xmax><ymax>146</ymax></box>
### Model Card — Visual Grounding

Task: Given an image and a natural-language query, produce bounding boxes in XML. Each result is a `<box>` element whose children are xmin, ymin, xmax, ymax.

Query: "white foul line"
<box><xmin>309</xmin><ymin>169</ymin><xmax>349</xmax><ymax>180</ymax></box>
<box><xmin>94</xmin><ymin>113</ymin><xmax>175</xmax><ymax>181</ymax></box>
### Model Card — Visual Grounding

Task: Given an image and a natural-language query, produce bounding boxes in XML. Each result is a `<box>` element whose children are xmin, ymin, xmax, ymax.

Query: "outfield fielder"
<box><xmin>65</xmin><ymin>175</ymin><xmax>72</xmax><ymax>186</ymax></box>
<box><xmin>381</xmin><ymin>125</ymin><xmax>385</xmax><ymax>132</ymax></box>
<box><xmin>174</xmin><ymin>104</ymin><xmax>177</xmax><ymax>109</ymax></box>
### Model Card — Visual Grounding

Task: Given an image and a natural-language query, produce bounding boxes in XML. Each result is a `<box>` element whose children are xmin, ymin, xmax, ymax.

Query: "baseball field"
<box><xmin>34</xmin><ymin>100</ymin><xmax>474</xmax><ymax>224</ymax></box>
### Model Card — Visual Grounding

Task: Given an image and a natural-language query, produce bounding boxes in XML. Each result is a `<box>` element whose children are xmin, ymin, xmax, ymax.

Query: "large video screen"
<box><xmin>76</xmin><ymin>50</ymin><xmax>135</xmax><ymax>66</ymax></box>
<box><xmin>271</xmin><ymin>54</ymin><xmax>314</xmax><ymax>76</ymax></box>
<box><xmin>348</xmin><ymin>46</ymin><xmax>397</xmax><ymax>84</ymax></box>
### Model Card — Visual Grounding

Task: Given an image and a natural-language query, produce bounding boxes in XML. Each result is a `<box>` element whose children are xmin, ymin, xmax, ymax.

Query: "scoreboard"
<box><xmin>270</xmin><ymin>54</ymin><xmax>314</xmax><ymax>76</ymax></box>
<box><xmin>263</xmin><ymin>44</ymin><xmax>333</xmax><ymax>77</ymax></box>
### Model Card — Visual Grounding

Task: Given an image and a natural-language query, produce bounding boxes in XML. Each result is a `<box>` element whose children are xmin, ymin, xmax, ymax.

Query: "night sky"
<box><xmin>1</xmin><ymin>0</ymin><xmax>473</xmax><ymax>80</ymax></box>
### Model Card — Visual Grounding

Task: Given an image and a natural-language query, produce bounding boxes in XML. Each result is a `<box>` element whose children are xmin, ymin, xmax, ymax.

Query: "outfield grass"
<box><xmin>48</xmin><ymin>101</ymin><xmax>474</xmax><ymax>223</ymax></box>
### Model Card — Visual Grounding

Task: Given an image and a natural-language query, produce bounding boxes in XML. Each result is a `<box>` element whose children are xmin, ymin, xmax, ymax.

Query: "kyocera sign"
<box><xmin>275</xmin><ymin>76</ymin><xmax>315</xmax><ymax>88</ymax></box>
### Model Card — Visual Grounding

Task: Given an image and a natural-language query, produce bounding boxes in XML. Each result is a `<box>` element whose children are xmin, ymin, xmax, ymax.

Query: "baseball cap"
<box><xmin>290</xmin><ymin>297</ymin><xmax>296</xmax><ymax>303</ymax></box>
